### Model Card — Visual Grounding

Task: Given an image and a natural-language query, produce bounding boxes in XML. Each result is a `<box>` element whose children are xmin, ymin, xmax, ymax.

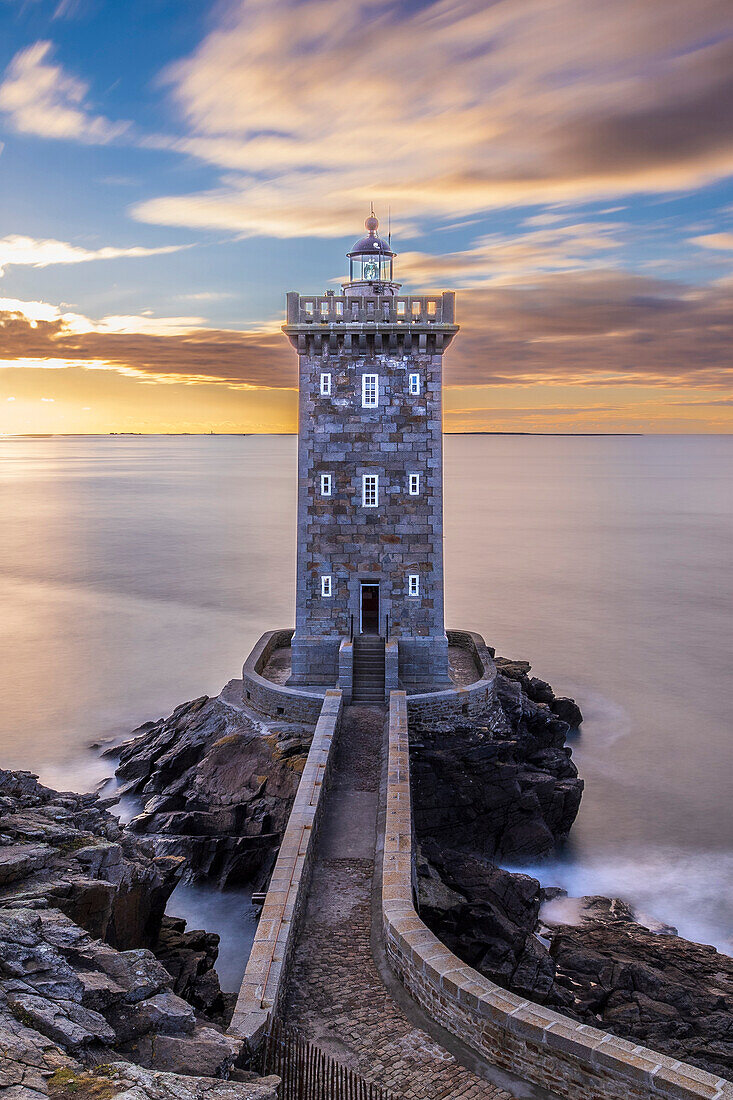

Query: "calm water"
<box><xmin>1</xmin><ymin>434</ymin><xmax>731</xmax><ymax>977</ymax></box>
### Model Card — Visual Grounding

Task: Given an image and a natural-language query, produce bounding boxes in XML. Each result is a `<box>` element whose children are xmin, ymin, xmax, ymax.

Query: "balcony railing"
<box><xmin>286</xmin><ymin>291</ymin><xmax>455</xmax><ymax>326</ymax></box>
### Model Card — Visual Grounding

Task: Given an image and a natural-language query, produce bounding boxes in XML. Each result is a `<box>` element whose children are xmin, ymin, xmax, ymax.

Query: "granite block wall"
<box><xmin>285</xmin><ymin>293</ymin><xmax>457</xmax><ymax>691</ymax></box>
<box><xmin>382</xmin><ymin>692</ymin><xmax>731</xmax><ymax>1100</ymax></box>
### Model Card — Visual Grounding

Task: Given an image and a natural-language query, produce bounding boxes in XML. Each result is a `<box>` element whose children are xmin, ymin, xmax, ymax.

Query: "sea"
<box><xmin>1</xmin><ymin>433</ymin><xmax>731</xmax><ymax>989</ymax></box>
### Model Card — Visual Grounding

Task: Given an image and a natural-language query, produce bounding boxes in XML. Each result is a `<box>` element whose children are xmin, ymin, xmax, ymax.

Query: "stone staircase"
<box><xmin>352</xmin><ymin>635</ymin><xmax>386</xmax><ymax>704</ymax></box>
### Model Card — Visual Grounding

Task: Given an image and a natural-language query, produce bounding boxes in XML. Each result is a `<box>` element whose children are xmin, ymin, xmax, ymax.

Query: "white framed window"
<box><xmin>362</xmin><ymin>373</ymin><xmax>378</xmax><ymax>408</ymax></box>
<box><xmin>408</xmin><ymin>473</ymin><xmax>420</xmax><ymax>496</ymax></box>
<box><xmin>409</xmin><ymin>373</ymin><xmax>420</xmax><ymax>396</ymax></box>
<box><xmin>320</xmin><ymin>372</ymin><xmax>332</xmax><ymax>396</ymax></box>
<box><xmin>362</xmin><ymin>474</ymin><xmax>379</xmax><ymax>507</ymax></box>
<box><xmin>408</xmin><ymin>574</ymin><xmax>420</xmax><ymax>597</ymax></box>
<box><xmin>321</xmin><ymin>575</ymin><xmax>332</xmax><ymax>597</ymax></box>
<box><xmin>320</xmin><ymin>473</ymin><xmax>332</xmax><ymax>497</ymax></box>
<box><xmin>304</xmin><ymin>301</ymin><xmax>314</xmax><ymax>315</ymax></box>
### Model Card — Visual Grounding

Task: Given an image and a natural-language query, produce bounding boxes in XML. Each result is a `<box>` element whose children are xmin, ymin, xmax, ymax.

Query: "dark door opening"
<box><xmin>360</xmin><ymin>583</ymin><xmax>380</xmax><ymax>634</ymax></box>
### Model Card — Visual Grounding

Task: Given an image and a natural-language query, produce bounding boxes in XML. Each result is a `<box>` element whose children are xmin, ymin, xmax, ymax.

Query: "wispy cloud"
<box><xmin>0</xmin><ymin>235</ymin><xmax>188</xmax><ymax>277</ymax></box>
<box><xmin>689</xmin><ymin>232</ymin><xmax>733</xmax><ymax>251</ymax></box>
<box><xmin>132</xmin><ymin>0</ymin><xmax>733</xmax><ymax>237</ymax></box>
<box><xmin>398</xmin><ymin>222</ymin><xmax>623</xmax><ymax>286</ymax></box>
<box><xmin>0</xmin><ymin>41</ymin><xmax>128</xmax><ymax>142</ymax></box>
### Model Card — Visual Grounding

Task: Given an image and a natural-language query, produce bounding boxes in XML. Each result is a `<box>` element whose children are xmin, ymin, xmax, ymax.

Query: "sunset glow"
<box><xmin>1</xmin><ymin>0</ymin><xmax>731</xmax><ymax>435</ymax></box>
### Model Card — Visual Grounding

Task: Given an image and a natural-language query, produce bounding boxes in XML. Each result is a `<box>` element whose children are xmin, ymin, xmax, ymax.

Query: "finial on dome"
<box><xmin>365</xmin><ymin>207</ymin><xmax>379</xmax><ymax>234</ymax></box>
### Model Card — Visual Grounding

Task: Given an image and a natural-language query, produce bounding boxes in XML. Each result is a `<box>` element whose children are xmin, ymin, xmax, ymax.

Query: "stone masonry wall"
<box><xmin>242</xmin><ymin>629</ymin><xmax>326</xmax><ymax>723</ymax></box>
<box><xmin>382</xmin><ymin>691</ymin><xmax>732</xmax><ymax>1100</ymax></box>
<box><xmin>405</xmin><ymin>629</ymin><xmax>497</xmax><ymax>719</ymax></box>
<box><xmin>229</xmin><ymin>689</ymin><xmax>343</xmax><ymax>1049</ymax></box>
<box><xmin>290</xmin><ymin>335</ymin><xmax>450</xmax><ymax>688</ymax></box>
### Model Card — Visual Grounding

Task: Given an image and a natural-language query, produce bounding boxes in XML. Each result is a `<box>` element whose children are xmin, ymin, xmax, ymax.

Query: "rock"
<box><xmin>90</xmin><ymin>947</ymin><xmax>174</xmax><ymax>1004</ymax></box>
<box><xmin>112</xmin><ymin>694</ymin><xmax>312</xmax><ymax>889</ymax></box>
<box><xmin>7</xmin><ymin>990</ymin><xmax>115</xmax><ymax>1050</ymax></box>
<box><xmin>545</xmin><ymin>914</ymin><xmax>733</xmax><ymax>1077</ymax></box>
<box><xmin>416</xmin><ymin>842</ymin><xmax>563</xmax><ymax>1004</ymax></box>
<box><xmin>0</xmin><ymin>845</ymin><xmax>54</xmax><ymax>885</ymax></box>
<box><xmin>0</xmin><ymin>768</ymin><xmax>181</xmax><ymax>949</ymax></box>
<box><xmin>550</xmin><ymin>697</ymin><xmax>583</xmax><ymax>728</ymax></box>
<box><xmin>0</xmin><ymin>1014</ymin><xmax>70</xmax><ymax>1095</ymax></box>
<box><xmin>106</xmin><ymin>991</ymin><xmax>197</xmax><ymax>1043</ymax></box>
<box><xmin>130</xmin><ymin>1025</ymin><xmax>243</xmax><ymax>1077</ymax></box>
<box><xmin>0</xmin><ymin>769</ymin><xmax>276</xmax><ymax>1096</ymax></box>
<box><xmin>411</xmin><ymin>662</ymin><xmax>583</xmax><ymax>862</ymax></box>
<box><xmin>110</xmin><ymin>1061</ymin><xmax>280</xmax><ymax>1098</ymax></box>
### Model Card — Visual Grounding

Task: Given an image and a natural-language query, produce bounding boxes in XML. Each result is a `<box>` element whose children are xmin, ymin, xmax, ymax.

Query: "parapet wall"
<box><xmin>229</xmin><ymin>689</ymin><xmax>343</xmax><ymax>1048</ymax></box>
<box><xmin>242</xmin><ymin>629</ymin><xmax>326</xmax><ymax>723</ymax></box>
<box><xmin>382</xmin><ymin>691</ymin><xmax>731</xmax><ymax>1100</ymax></box>
<box><xmin>405</xmin><ymin>629</ymin><xmax>496</xmax><ymax>720</ymax></box>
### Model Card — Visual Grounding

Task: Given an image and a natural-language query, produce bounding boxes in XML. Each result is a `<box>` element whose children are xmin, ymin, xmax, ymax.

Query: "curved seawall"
<box><xmin>382</xmin><ymin>690</ymin><xmax>732</xmax><ymax>1100</ymax></box>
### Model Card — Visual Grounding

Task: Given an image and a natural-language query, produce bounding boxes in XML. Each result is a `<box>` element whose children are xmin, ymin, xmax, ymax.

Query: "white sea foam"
<box><xmin>508</xmin><ymin>849</ymin><xmax>733</xmax><ymax>955</ymax></box>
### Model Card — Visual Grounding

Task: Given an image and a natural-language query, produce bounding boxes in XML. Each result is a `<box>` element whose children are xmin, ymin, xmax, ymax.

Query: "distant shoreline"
<box><xmin>1</xmin><ymin>430</ymin><xmax>652</xmax><ymax>439</ymax></box>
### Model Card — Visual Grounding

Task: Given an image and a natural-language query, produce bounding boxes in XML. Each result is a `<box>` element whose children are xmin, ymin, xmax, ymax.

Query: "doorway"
<box><xmin>360</xmin><ymin>583</ymin><xmax>380</xmax><ymax>634</ymax></box>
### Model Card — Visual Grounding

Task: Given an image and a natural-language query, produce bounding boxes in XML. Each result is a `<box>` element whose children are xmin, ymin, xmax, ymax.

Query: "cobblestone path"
<box><xmin>282</xmin><ymin>704</ymin><xmax>516</xmax><ymax>1100</ymax></box>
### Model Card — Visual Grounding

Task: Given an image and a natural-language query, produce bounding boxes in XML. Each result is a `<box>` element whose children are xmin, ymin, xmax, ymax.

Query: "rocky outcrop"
<box><xmin>413</xmin><ymin>661</ymin><xmax>732</xmax><ymax>1079</ymax></box>
<box><xmin>544</xmin><ymin>900</ymin><xmax>733</xmax><ymax>1079</ymax></box>
<box><xmin>411</xmin><ymin>656</ymin><xmax>583</xmax><ymax>861</ymax></box>
<box><xmin>0</xmin><ymin>769</ymin><xmax>178</xmax><ymax>948</ymax></box>
<box><xmin>0</xmin><ymin>1010</ymin><xmax>278</xmax><ymax>1098</ymax></box>
<box><xmin>112</xmin><ymin>691</ymin><xmax>311</xmax><ymax>890</ymax></box>
<box><xmin>416</xmin><ymin>842</ymin><xmax>570</xmax><ymax>1008</ymax></box>
<box><xmin>0</xmin><ymin>767</ymin><xmax>277</xmax><ymax>1093</ymax></box>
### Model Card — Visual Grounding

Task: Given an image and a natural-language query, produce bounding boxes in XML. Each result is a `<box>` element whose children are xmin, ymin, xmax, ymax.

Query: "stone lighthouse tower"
<box><xmin>284</xmin><ymin>213</ymin><xmax>458</xmax><ymax>695</ymax></box>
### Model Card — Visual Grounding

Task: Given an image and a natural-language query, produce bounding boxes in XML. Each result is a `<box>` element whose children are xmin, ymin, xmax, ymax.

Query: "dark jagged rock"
<box><xmin>411</xmin><ymin>659</ymin><xmax>583</xmax><ymax>861</ymax></box>
<box><xmin>113</xmin><ymin>691</ymin><xmax>311</xmax><ymax>890</ymax></box>
<box><xmin>545</xmin><ymin>913</ymin><xmax>733</xmax><ymax>1078</ymax></box>
<box><xmin>412</xmin><ymin>660</ymin><xmax>732</xmax><ymax>1079</ymax></box>
<box><xmin>416</xmin><ymin>842</ymin><xmax>570</xmax><ymax>1006</ymax></box>
<box><xmin>155</xmin><ymin>915</ymin><xmax>236</xmax><ymax>1024</ymax></box>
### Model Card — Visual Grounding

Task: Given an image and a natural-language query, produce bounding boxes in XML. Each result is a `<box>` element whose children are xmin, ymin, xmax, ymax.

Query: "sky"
<box><xmin>0</xmin><ymin>0</ymin><xmax>731</xmax><ymax>435</ymax></box>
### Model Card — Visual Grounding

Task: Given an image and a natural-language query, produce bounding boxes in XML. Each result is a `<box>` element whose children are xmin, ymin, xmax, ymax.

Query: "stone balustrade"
<box><xmin>229</xmin><ymin>689</ymin><xmax>343</xmax><ymax>1049</ymax></box>
<box><xmin>286</xmin><ymin>290</ymin><xmax>456</xmax><ymax>326</ymax></box>
<box><xmin>382</xmin><ymin>690</ymin><xmax>731</xmax><ymax>1100</ymax></box>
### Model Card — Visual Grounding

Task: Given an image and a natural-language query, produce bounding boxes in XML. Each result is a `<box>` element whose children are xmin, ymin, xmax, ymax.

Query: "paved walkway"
<box><xmin>282</xmin><ymin>704</ymin><xmax>523</xmax><ymax>1100</ymax></box>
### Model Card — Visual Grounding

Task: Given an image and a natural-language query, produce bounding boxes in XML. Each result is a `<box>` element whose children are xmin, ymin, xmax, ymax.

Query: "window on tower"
<box><xmin>321</xmin><ymin>575</ymin><xmax>332</xmax><ymax>597</ymax></box>
<box><xmin>409</xmin><ymin>373</ymin><xmax>420</xmax><ymax>395</ymax></box>
<box><xmin>362</xmin><ymin>474</ymin><xmax>379</xmax><ymax>507</ymax></box>
<box><xmin>362</xmin><ymin>374</ymin><xmax>378</xmax><ymax>407</ymax></box>
<box><xmin>320</xmin><ymin>473</ymin><xmax>332</xmax><ymax>497</ymax></box>
<box><xmin>320</xmin><ymin>372</ymin><xmax>332</xmax><ymax>396</ymax></box>
<box><xmin>408</xmin><ymin>574</ymin><xmax>420</xmax><ymax>597</ymax></box>
<box><xmin>408</xmin><ymin>473</ymin><xmax>420</xmax><ymax>496</ymax></box>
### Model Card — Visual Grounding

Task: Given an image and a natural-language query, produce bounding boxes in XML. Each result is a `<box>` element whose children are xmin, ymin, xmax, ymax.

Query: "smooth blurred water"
<box><xmin>1</xmin><ymin>434</ymin><xmax>731</xmax><ymax>963</ymax></box>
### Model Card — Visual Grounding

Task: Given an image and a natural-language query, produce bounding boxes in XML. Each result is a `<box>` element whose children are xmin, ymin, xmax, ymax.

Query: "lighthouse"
<box><xmin>284</xmin><ymin>213</ymin><xmax>459</xmax><ymax>696</ymax></box>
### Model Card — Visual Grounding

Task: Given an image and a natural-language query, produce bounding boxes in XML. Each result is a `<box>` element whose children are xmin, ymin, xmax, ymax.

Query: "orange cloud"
<box><xmin>0</xmin><ymin>306</ymin><xmax>293</xmax><ymax>387</ymax></box>
<box><xmin>448</xmin><ymin>272</ymin><xmax>733</xmax><ymax>388</ymax></box>
<box><xmin>1</xmin><ymin>268</ymin><xmax>731</xmax><ymax>395</ymax></box>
